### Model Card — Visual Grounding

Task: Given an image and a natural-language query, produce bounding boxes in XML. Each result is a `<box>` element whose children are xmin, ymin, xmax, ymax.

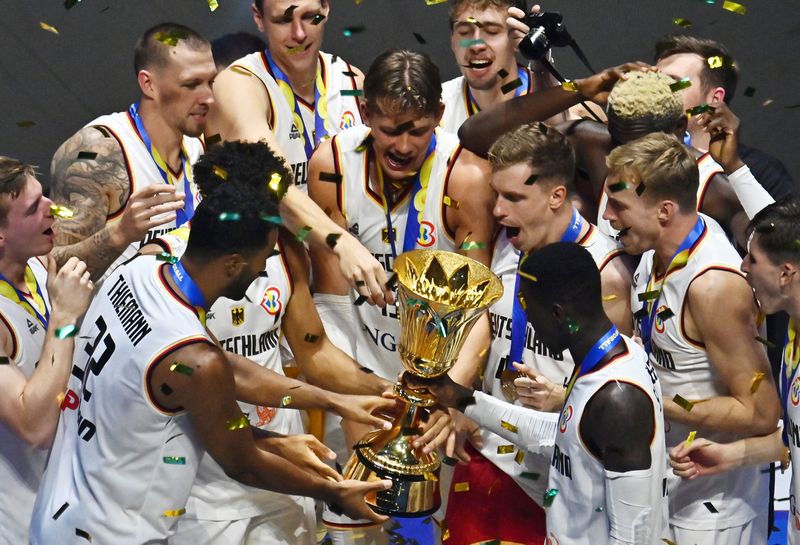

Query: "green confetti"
<box><xmin>311</xmin><ymin>14</ymin><xmax>326</xmax><ymax>24</ymax></box>
<box><xmin>342</xmin><ymin>25</ymin><xmax>365</xmax><ymax>37</ymax></box>
<box><xmin>304</xmin><ymin>333</ymin><xmax>320</xmax><ymax>343</ymax></box>
<box><xmin>524</xmin><ymin>174</ymin><xmax>539</xmax><ymax>185</ymax></box>
<box><xmin>669</xmin><ymin>77</ymin><xmax>692</xmax><ymax>92</ymax></box>
<box><xmin>608</xmin><ymin>181</ymin><xmax>630</xmax><ymax>192</ymax></box>
<box><xmin>686</xmin><ymin>104</ymin><xmax>715</xmax><ymax>116</ymax></box>
<box><xmin>260</xmin><ymin>214</ymin><xmax>283</xmax><ymax>225</ymax></box>
<box><xmin>755</xmin><ymin>335</ymin><xmax>776</xmax><ymax>348</ymax></box>
<box><xmin>459</xmin><ymin>38</ymin><xmax>485</xmax><ymax>48</ymax></box>
<box><xmin>218</xmin><ymin>212</ymin><xmax>240</xmax><ymax>221</ymax></box>
<box><xmin>460</xmin><ymin>240</ymin><xmax>486</xmax><ymax>251</ymax></box>
<box><xmin>226</xmin><ymin>415</ymin><xmax>249</xmax><ymax>430</ymax></box>
<box><xmin>638</xmin><ymin>290</ymin><xmax>660</xmax><ymax>302</ymax></box>
<box><xmin>340</xmin><ymin>89</ymin><xmax>363</xmax><ymax>97</ymax></box>
<box><xmin>55</xmin><ymin>324</ymin><xmax>78</xmax><ymax>339</ymax></box>
<box><xmin>520</xmin><ymin>471</ymin><xmax>541</xmax><ymax>480</ymax></box>
<box><xmin>163</xmin><ymin>456</ymin><xmax>186</xmax><ymax>465</ymax></box>
<box><xmin>156</xmin><ymin>252</ymin><xmax>177</xmax><ymax>264</ymax></box>
<box><xmin>295</xmin><ymin>226</ymin><xmax>312</xmax><ymax>242</ymax></box>
<box><xmin>543</xmin><ymin>488</ymin><xmax>559</xmax><ymax>507</ymax></box>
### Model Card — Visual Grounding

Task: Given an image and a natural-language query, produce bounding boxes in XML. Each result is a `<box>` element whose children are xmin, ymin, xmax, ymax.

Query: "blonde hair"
<box><xmin>488</xmin><ymin>123</ymin><xmax>575</xmax><ymax>188</ymax></box>
<box><xmin>608</xmin><ymin>72</ymin><xmax>683</xmax><ymax>128</ymax></box>
<box><xmin>606</xmin><ymin>132</ymin><xmax>698</xmax><ymax>210</ymax></box>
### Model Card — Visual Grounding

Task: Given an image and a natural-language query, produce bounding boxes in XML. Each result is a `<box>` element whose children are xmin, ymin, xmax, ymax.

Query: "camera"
<box><xmin>518</xmin><ymin>11</ymin><xmax>573</xmax><ymax>61</ymax></box>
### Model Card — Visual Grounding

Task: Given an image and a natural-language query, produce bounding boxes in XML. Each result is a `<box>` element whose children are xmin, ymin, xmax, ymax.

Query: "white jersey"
<box><xmin>546</xmin><ymin>337</ymin><xmax>666</xmax><ymax>545</ymax></box>
<box><xmin>440</xmin><ymin>66</ymin><xmax>536</xmax><ymax>133</ymax></box>
<box><xmin>333</xmin><ymin>124</ymin><xmax>460</xmax><ymax>380</ymax></box>
<box><xmin>30</xmin><ymin>255</ymin><xmax>212</xmax><ymax>544</ymax></box>
<box><xmin>88</xmin><ymin>111</ymin><xmax>204</xmax><ymax>282</ymax></box>
<box><xmin>482</xmin><ymin>223</ymin><xmax>624</xmax><ymax>506</ymax></box>
<box><xmin>0</xmin><ymin>258</ymin><xmax>49</xmax><ymax>545</ymax></box>
<box><xmin>597</xmin><ymin>153</ymin><xmax>725</xmax><ymax>238</ymax></box>
<box><xmin>783</xmin><ymin>322</ymin><xmax>800</xmax><ymax>545</ymax></box>
<box><xmin>631</xmin><ymin>215</ymin><xmax>768</xmax><ymax>530</ymax></box>
<box><xmin>156</xmin><ymin>231</ymin><xmax>307</xmax><ymax>521</ymax></box>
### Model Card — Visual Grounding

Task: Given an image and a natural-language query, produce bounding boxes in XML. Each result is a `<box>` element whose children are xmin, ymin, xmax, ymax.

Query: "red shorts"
<box><xmin>444</xmin><ymin>443</ymin><xmax>547</xmax><ymax>545</ymax></box>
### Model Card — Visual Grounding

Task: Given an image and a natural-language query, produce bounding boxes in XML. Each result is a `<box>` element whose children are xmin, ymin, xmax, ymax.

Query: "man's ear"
<box><xmin>251</xmin><ymin>3</ymin><xmax>266</xmax><ymax>33</ymax></box>
<box><xmin>137</xmin><ymin>70</ymin><xmax>156</xmax><ymax>100</ymax></box>
<box><xmin>549</xmin><ymin>184</ymin><xmax>568</xmax><ymax>210</ymax></box>
<box><xmin>781</xmin><ymin>262</ymin><xmax>799</xmax><ymax>287</ymax></box>
<box><xmin>222</xmin><ymin>253</ymin><xmax>245</xmax><ymax>278</ymax></box>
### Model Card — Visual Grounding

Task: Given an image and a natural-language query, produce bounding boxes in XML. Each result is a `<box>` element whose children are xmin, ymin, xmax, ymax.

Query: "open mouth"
<box><xmin>615</xmin><ymin>227</ymin><xmax>630</xmax><ymax>241</ymax></box>
<box><xmin>385</xmin><ymin>151</ymin><xmax>413</xmax><ymax>170</ymax></box>
<box><xmin>465</xmin><ymin>59</ymin><xmax>492</xmax><ymax>69</ymax></box>
<box><xmin>505</xmin><ymin>226</ymin><xmax>520</xmax><ymax>238</ymax></box>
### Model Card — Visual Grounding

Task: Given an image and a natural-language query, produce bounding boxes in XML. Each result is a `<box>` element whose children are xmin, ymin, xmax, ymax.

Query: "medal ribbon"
<box><xmin>782</xmin><ymin>319</ymin><xmax>800</xmax><ymax>445</ymax></box>
<box><xmin>466</xmin><ymin>64</ymin><xmax>530</xmax><ymax>115</ymax></box>
<box><xmin>375</xmin><ymin>134</ymin><xmax>438</xmax><ymax>258</ymax></box>
<box><xmin>128</xmin><ymin>103</ymin><xmax>194</xmax><ymax>227</ymax></box>
<box><xmin>0</xmin><ymin>266</ymin><xmax>50</xmax><ymax>329</ymax></box>
<box><xmin>168</xmin><ymin>261</ymin><xmax>208</xmax><ymax>326</ymax></box>
<box><xmin>639</xmin><ymin>216</ymin><xmax>705</xmax><ymax>354</ymax></box>
<box><xmin>564</xmin><ymin>326</ymin><xmax>623</xmax><ymax>402</ymax></box>
<box><xmin>507</xmin><ymin>209</ymin><xmax>585</xmax><ymax>370</ymax></box>
<box><xmin>264</xmin><ymin>50</ymin><xmax>327</xmax><ymax>159</ymax></box>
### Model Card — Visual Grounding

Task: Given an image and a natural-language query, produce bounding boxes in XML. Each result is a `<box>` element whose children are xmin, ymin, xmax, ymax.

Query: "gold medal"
<box><xmin>500</xmin><ymin>368</ymin><xmax>523</xmax><ymax>402</ymax></box>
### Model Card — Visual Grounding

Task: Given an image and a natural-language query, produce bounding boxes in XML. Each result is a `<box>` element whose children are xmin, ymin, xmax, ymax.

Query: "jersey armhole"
<box><xmin>0</xmin><ymin>310</ymin><xmax>20</xmax><ymax>362</ymax></box>
<box><xmin>441</xmin><ymin>144</ymin><xmax>463</xmax><ymax>243</ymax></box>
<box><xmin>330</xmin><ymin>135</ymin><xmax>345</xmax><ymax>216</ymax></box>
<box><xmin>680</xmin><ymin>265</ymin><xmax>746</xmax><ymax>348</ymax></box>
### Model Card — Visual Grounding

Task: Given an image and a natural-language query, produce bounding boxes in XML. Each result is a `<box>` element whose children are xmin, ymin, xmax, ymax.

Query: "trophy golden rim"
<box><xmin>355</xmin><ymin>444</ymin><xmax>440</xmax><ymax>476</ymax></box>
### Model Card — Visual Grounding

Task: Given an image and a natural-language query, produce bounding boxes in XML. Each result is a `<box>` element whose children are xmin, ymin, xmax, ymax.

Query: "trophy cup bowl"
<box><xmin>342</xmin><ymin>250</ymin><xmax>503</xmax><ymax>516</ymax></box>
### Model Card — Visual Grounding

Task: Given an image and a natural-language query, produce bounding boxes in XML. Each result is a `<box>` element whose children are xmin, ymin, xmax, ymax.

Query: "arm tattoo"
<box><xmin>50</xmin><ymin>126</ymin><xmax>131</xmax><ymax>279</ymax></box>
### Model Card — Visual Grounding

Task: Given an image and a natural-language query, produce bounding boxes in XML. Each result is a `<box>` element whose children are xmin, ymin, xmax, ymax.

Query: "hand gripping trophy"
<box><xmin>343</xmin><ymin>250</ymin><xmax>503</xmax><ymax>516</ymax></box>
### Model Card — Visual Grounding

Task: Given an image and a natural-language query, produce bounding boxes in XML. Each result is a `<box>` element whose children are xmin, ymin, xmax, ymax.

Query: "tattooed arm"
<box><xmin>49</xmin><ymin>126</ymin><xmax>184</xmax><ymax>280</ymax></box>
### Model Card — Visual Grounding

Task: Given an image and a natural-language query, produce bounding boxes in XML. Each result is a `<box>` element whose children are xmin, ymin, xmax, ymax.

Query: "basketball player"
<box><xmin>207</xmin><ymin>0</ymin><xmax>363</xmax><ymax>193</ymax></box>
<box><xmin>405</xmin><ymin>241</ymin><xmax>666</xmax><ymax>545</ymax></box>
<box><xmin>50</xmin><ymin>22</ymin><xmax>392</xmax><ymax>305</ymax></box>
<box><xmin>30</xmin><ymin>150</ymin><xmax>391</xmax><ymax>545</ymax></box>
<box><xmin>141</xmin><ymin>141</ymin><xmax>394</xmax><ymax>545</ymax></box>
<box><xmin>670</xmin><ymin>198</ymin><xmax>800</xmax><ymax>543</ymax></box>
<box><xmin>0</xmin><ymin>157</ymin><xmax>93</xmax><ymax>544</ymax></box>
<box><xmin>603</xmin><ymin>132</ymin><xmax>781</xmax><ymax>544</ymax></box>
<box><xmin>441</xmin><ymin>0</ymin><xmax>573</xmax><ymax>133</ymax></box>
<box><xmin>435</xmin><ymin>123</ymin><xmax>630</xmax><ymax>545</ymax></box>
<box><xmin>457</xmin><ymin>63</ymin><xmax>753</xmax><ymax>244</ymax></box>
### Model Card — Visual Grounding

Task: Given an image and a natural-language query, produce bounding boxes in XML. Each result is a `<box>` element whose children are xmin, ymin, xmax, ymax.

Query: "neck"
<box><xmin>785</xmin><ymin>296</ymin><xmax>800</xmax><ymax>327</ymax></box>
<box><xmin>0</xmin><ymin>252</ymin><xmax>29</xmax><ymax>288</ymax></box>
<box><xmin>690</xmin><ymin>127</ymin><xmax>710</xmax><ymax>152</ymax></box>
<box><xmin>567</xmin><ymin>315</ymin><xmax>616</xmax><ymax>369</ymax></box>
<box><xmin>138</xmin><ymin>99</ymin><xmax>184</xmax><ymax>171</ymax></box>
<box><xmin>654</xmin><ymin>212</ymin><xmax>700</xmax><ymax>274</ymax></box>
<box><xmin>169</xmin><ymin>256</ymin><xmax>217</xmax><ymax>310</ymax></box>
<box><xmin>549</xmin><ymin>204</ymin><xmax>586</xmax><ymax>244</ymax></box>
<box><xmin>275</xmin><ymin>55</ymin><xmax>318</xmax><ymax>101</ymax></box>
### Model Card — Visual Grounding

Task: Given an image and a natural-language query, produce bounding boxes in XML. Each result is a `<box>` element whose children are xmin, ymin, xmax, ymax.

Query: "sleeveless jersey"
<box><xmin>0</xmin><ymin>258</ymin><xmax>49</xmax><ymax>545</ymax></box>
<box><xmin>30</xmin><ymin>255</ymin><xmax>213</xmax><ymax>545</ymax></box>
<box><xmin>481</xmin><ymin>223</ymin><xmax>624</xmax><ymax>506</ymax></box>
<box><xmin>156</xmin><ymin>231</ymin><xmax>306</xmax><ymax>520</ymax></box>
<box><xmin>87</xmin><ymin>111</ymin><xmax>204</xmax><ymax>283</ymax></box>
<box><xmin>782</xmin><ymin>322</ymin><xmax>800</xmax><ymax>544</ymax></box>
<box><xmin>440</xmin><ymin>66</ymin><xmax>536</xmax><ymax>133</ymax></box>
<box><xmin>631</xmin><ymin>215</ymin><xmax>768</xmax><ymax>529</ymax></box>
<box><xmin>597</xmin><ymin>153</ymin><xmax>725</xmax><ymax>239</ymax></box>
<box><xmin>546</xmin><ymin>337</ymin><xmax>666</xmax><ymax>545</ymax></box>
<box><xmin>333</xmin><ymin>124</ymin><xmax>460</xmax><ymax>380</ymax></box>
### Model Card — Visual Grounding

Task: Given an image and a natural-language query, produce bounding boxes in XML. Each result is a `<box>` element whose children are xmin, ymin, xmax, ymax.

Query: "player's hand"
<box><xmin>506</xmin><ymin>4</ymin><xmax>541</xmax><ymax>48</ymax></box>
<box><xmin>260</xmin><ymin>433</ymin><xmax>342</xmax><ymax>481</ymax></box>
<box><xmin>401</xmin><ymin>371</ymin><xmax>475</xmax><ymax>414</ymax></box>
<box><xmin>413</xmin><ymin>407</ymin><xmax>454</xmax><ymax>454</ymax></box>
<box><xmin>331</xmin><ymin>393</ymin><xmax>398</xmax><ymax>431</ymax></box>
<box><xmin>334</xmin><ymin>233</ymin><xmax>394</xmax><ymax>308</ymax></box>
<box><xmin>329</xmin><ymin>479</ymin><xmax>392</xmax><ymax>524</ymax></box>
<box><xmin>696</xmin><ymin>101</ymin><xmax>745</xmax><ymax>174</ymax></box>
<box><xmin>447</xmin><ymin>410</ymin><xmax>483</xmax><ymax>463</ymax></box>
<box><xmin>669</xmin><ymin>437</ymin><xmax>739</xmax><ymax>479</ymax></box>
<box><xmin>112</xmin><ymin>184</ymin><xmax>186</xmax><ymax>246</ymax></box>
<box><xmin>46</xmin><ymin>255</ymin><xmax>93</xmax><ymax>322</ymax></box>
<box><xmin>574</xmin><ymin>62</ymin><xmax>655</xmax><ymax>106</ymax></box>
<box><xmin>513</xmin><ymin>362</ymin><xmax>565</xmax><ymax>412</ymax></box>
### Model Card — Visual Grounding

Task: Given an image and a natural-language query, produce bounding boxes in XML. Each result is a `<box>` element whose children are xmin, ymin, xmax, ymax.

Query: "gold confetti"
<box><xmin>707</xmin><ymin>56</ymin><xmax>725</xmax><ymax>69</ymax></box>
<box><xmin>207</xmin><ymin>0</ymin><xmax>219</xmax><ymax>11</ymax></box>
<box><xmin>602</xmin><ymin>294</ymin><xmax>618</xmax><ymax>301</ymax></box>
<box><xmin>722</xmin><ymin>0</ymin><xmax>746</xmax><ymax>14</ymax></box>
<box><xmin>226</xmin><ymin>415</ymin><xmax>249</xmax><ymax>430</ymax></box>
<box><xmin>673</xmin><ymin>17</ymin><xmax>692</xmax><ymax>29</ymax></box>
<box><xmin>280</xmin><ymin>395</ymin><xmax>292</xmax><ymax>407</ymax></box>
<box><xmin>750</xmin><ymin>371</ymin><xmax>765</xmax><ymax>393</ymax></box>
<box><xmin>685</xmin><ymin>430</ymin><xmax>696</xmax><ymax>445</ymax></box>
<box><xmin>500</xmin><ymin>420</ymin><xmax>518</xmax><ymax>433</ymax></box>
<box><xmin>212</xmin><ymin>166</ymin><xmax>228</xmax><ymax>180</ymax></box>
<box><xmin>515</xmin><ymin>449</ymin><xmax>525</xmax><ymax>464</ymax></box>
<box><xmin>561</xmin><ymin>81</ymin><xmax>578</xmax><ymax>93</ymax></box>
<box><xmin>762</xmin><ymin>99</ymin><xmax>774</xmax><ymax>107</ymax></box>
<box><xmin>662</xmin><ymin>540</ymin><xmax>678</xmax><ymax>545</ymax></box>
<box><xmin>39</xmin><ymin>22</ymin><xmax>59</xmax><ymax>34</ymax></box>
<box><xmin>169</xmin><ymin>362</ymin><xmax>194</xmax><ymax>376</ymax></box>
<box><xmin>155</xmin><ymin>30</ymin><xmax>189</xmax><ymax>46</ymax></box>
<box><xmin>465</xmin><ymin>16</ymin><xmax>482</xmax><ymax>26</ymax></box>
<box><xmin>229</xmin><ymin>65</ymin><xmax>252</xmax><ymax>77</ymax></box>
<box><xmin>518</xmin><ymin>271</ymin><xmax>537</xmax><ymax>283</ymax></box>
<box><xmin>425</xmin><ymin>0</ymin><xmax>448</xmax><ymax>4</ymax></box>
<box><xmin>443</xmin><ymin>195</ymin><xmax>460</xmax><ymax>209</ymax></box>
<box><xmin>287</xmin><ymin>45</ymin><xmax>306</xmax><ymax>55</ymax></box>
<box><xmin>453</xmin><ymin>482</ymin><xmax>470</xmax><ymax>492</ymax></box>
<box><xmin>163</xmin><ymin>508</ymin><xmax>186</xmax><ymax>517</ymax></box>
<box><xmin>497</xmin><ymin>444</ymin><xmax>515</xmax><ymax>454</ymax></box>
<box><xmin>672</xmin><ymin>394</ymin><xmax>694</xmax><ymax>412</ymax></box>
<box><xmin>755</xmin><ymin>335</ymin><xmax>776</xmax><ymax>348</ymax></box>
<box><xmin>423</xmin><ymin>471</ymin><xmax>438</xmax><ymax>481</ymax></box>
<box><xmin>686</xmin><ymin>104</ymin><xmax>715</xmax><ymax>116</ymax></box>
<box><xmin>50</xmin><ymin>204</ymin><xmax>74</xmax><ymax>219</ymax></box>
<box><xmin>267</xmin><ymin>172</ymin><xmax>289</xmax><ymax>200</ymax></box>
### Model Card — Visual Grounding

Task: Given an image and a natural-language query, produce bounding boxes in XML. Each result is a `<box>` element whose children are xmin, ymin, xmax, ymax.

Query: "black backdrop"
<box><xmin>1</xmin><ymin>0</ymin><xmax>797</xmax><ymax>189</ymax></box>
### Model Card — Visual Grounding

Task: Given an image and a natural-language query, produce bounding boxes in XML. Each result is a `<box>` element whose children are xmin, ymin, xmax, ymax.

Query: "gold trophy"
<box><xmin>342</xmin><ymin>250</ymin><xmax>503</xmax><ymax>516</ymax></box>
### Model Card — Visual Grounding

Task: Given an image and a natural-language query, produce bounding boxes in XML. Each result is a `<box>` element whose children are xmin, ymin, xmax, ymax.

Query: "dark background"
<box><xmin>1</xmin><ymin>0</ymin><xmax>797</xmax><ymax>189</ymax></box>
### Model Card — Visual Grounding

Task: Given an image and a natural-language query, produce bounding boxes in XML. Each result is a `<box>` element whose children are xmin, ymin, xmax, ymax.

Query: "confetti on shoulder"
<box><xmin>169</xmin><ymin>362</ymin><xmax>194</xmax><ymax>376</ymax></box>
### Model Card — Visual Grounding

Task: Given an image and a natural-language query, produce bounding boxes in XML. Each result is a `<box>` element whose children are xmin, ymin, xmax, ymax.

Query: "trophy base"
<box><xmin>342</xmin><ymin>388</ymin><xmax>442</xmax><ymax>517</ymax></box>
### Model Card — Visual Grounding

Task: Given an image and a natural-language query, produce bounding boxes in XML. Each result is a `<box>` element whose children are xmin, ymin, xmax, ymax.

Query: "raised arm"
<box><xmin>49</xmin><ymin>127</ymin><xmax>184</xmax><ymax>279</ymax></box>
<box><xmin>0</xmin><ymin>257</ymin><xmax>92</xmax><ymax>448</ymax></box>
<box><xmin>667</xmin><ymin>270</ymin><xmax>781</xmax><ymax>435</ymax></box>
<box><xmin>149</xmin><ymin>342</ymin><xmax>390</xmax><ymax>523</ymax></box>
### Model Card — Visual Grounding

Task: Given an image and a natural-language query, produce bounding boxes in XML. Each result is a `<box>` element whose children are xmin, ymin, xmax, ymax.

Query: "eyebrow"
<box><xmin>25</xmin><ymin>197</ymin><xmax>40</xmax><ymax>215</ymax></box>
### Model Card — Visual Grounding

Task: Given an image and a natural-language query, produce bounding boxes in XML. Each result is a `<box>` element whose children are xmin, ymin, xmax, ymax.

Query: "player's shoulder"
<box><xmin>556</xmin><ymin>118</ymin><xmax>611</xmax><ymax>144</ymax></box>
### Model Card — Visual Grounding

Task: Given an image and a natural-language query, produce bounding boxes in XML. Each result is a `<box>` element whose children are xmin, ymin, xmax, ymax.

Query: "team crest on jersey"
<box><xmin>559</xmin><ymin>405</ymin><xmax>573</xmax><ymax>433</ymax></box>
<box><xmin>416</xmin><ymin>220</ymin><xmax>436</xmax><ymax>247</ymax></box>
<box><xmin>261</xmin><ymin>287</ymin><xmax>283</xmax><ymax>316</ymax></box>
<box><xmin>791</xmin><ymin>376</ymin><xmax>800</xmax><ymax>406</ymax></box>
<box><xmin>339</xmin><ymin>110</ymin><xmax>356</xmax><ymax>130</ymax></box>
<box><xmin>255</xmin><ymin>405</ymin><xmax>277</xmax><ymax>427</ymax></box>
<box><xmin>231</xmin><ymin>307</ymin><xmax>245</xmax><ymax>326</ymax></box>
